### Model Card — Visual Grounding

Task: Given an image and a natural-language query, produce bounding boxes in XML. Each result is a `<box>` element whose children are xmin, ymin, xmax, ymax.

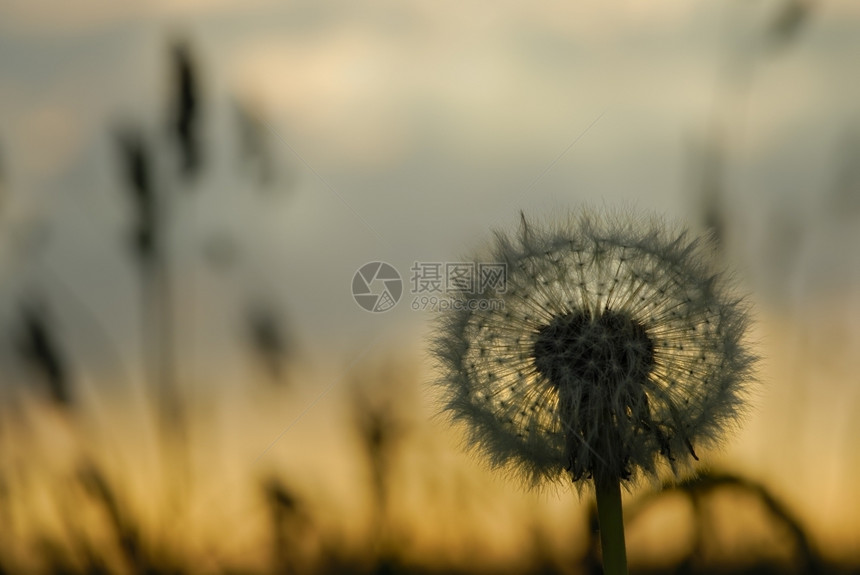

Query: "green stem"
<box><xmin>595</xmin><ymin>475</ymin><xmax>629</xmax><ymax>575</ymax></box>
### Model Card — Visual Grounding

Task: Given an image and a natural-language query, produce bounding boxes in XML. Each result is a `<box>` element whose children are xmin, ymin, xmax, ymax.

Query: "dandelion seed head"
<box><xmin>431</xmin><ymin>208</ymin><xmax>756</xmax><ymax>490</ymax></box>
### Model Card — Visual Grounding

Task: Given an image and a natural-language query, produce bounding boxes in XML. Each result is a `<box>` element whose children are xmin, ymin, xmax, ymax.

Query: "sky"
<box><xmin>1</xmin><ymin>0</ymin><xmax>859</xmax><ymax>565</ymax></box>
<box><xmin>1</xmin><ymin>1</ymin><xmax>857</xmax><ymax>347</ymax></box>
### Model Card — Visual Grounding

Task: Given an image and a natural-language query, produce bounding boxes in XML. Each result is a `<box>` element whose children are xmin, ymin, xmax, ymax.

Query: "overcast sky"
<box><xmin>2</xmin><ymin>0</ymin><xmax>860</xmax><ymax>554</ymax></box>
<box><xmin>1</xmin><ymin>0</ymin><xmax>858</xmax><ymax>368</ymax></box>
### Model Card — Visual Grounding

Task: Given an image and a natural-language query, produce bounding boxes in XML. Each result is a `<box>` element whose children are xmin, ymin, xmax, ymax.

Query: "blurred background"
<box><xmin>0</xmin><ymin>0</ymin><xmax>858</xmax><ymax>572</ymax></box>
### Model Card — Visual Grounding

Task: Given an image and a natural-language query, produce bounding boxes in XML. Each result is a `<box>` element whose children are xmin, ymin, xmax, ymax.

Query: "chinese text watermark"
<box><xmin>352</xmin><ymin>261</ymin><xmax>506</xmax><ymax>313</ymax></box>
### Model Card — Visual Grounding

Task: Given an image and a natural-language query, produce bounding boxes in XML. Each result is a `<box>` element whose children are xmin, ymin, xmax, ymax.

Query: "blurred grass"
<box><xmin>0</xmin><ymin>12</ymin><xmax>859</xmax><ymax>573</ymax></box>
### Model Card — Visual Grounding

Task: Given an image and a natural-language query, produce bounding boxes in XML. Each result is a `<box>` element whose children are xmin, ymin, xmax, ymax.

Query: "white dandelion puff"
<box><xmin>431</xmin><ymin>208</ymin><xmax>756</xmax><ymax>490</ymax></box>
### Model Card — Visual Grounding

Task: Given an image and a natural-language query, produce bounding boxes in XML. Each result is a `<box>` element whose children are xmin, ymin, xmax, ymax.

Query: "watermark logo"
<box><xmin>353</xmin><ymin>261</ymin><xmax>507</xmax><ymax>313</ymax></box>
<box><xmin>352</xmin><ymin>262</ymin><xmax>403</xmax><ymax>313</ymax></box>
<box><xmin>412</xmin><ymin>262</ymin><xmax>507</xmax><ymax>295</ymax></box>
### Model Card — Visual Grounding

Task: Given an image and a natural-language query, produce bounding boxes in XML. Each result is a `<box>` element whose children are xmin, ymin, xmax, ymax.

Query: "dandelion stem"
<box><xmin>595</xmin><ymin>474</ymin><xmax>628</xmax><ymax>575</ymax></box>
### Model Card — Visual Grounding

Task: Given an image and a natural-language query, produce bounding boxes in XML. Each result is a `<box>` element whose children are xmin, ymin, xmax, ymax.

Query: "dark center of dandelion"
<box><xmin>533</xmin><ymin>310</ymin><xmax>654</xmax><ymax>389</ymax></box>
<box><xmin>532</xmin><ymin>309</ymin><xmax>657</xmax><ymax>481</ymax></box>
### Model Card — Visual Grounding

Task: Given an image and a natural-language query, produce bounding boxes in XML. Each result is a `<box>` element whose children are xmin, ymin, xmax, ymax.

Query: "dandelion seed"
<box><xmin>430</xmin><ymin>208</ymin><xmax>756</xmax><ymax>574</ymax></box>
